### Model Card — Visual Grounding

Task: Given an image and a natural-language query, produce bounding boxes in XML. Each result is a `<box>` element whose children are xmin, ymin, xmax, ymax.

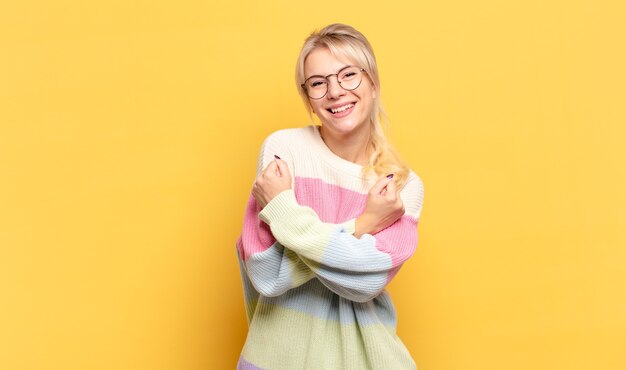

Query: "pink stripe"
<box><xmin>293</xmin><ymin>177</ymin><xmax>367</xmax><ymax>223</ymax></box>
<box><xmin>238</xmin><ymin>193</ymin><xmax>276</xmax><ymax>261</ymax></box>
<box><xmin>239</xmin><ymin>177</ymin><xmax>419</xmax><ymax>267</ymax></box>
<box><xmin>373</xmin><ymin>217</ymin><xmax>419</xmax><ymax>282</ymax></box>
<box><xmin>374</xmin><ymin>217</ymin><xmax>418</xmax><ymax>265</ymax></box>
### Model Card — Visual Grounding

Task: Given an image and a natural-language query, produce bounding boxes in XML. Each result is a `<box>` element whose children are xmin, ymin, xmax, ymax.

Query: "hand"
<box><xmin>354</xmin><ymin>175</ymin><xmax>405</xmax><ymax>237</ymax></box>
<box><xmin>252</xmin><ymin>156</ymin><xmax>293</xmax><ymax>209</ymax></box>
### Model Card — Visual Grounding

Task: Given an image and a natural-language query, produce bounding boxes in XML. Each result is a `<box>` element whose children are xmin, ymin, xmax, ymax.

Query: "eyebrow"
<box><xmin>304</xmin><ymin>65</ymin><xmax>352</xmax><ymax>81</ymax></box>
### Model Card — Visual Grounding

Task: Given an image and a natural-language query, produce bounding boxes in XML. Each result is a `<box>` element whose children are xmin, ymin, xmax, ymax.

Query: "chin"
<box><xmin>323</xmin><ymin>119</ymin><xmax>365</xmax><ymax>134</ymax></box>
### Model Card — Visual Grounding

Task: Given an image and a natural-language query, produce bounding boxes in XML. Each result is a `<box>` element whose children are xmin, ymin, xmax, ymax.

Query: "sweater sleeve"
<box><xmin>236</xmin><ymin>131</ymin><xmax>317</xmax><ymax>297</ymax></box>
<box><xmin>258</xmin><ymin>176</ymin><xmax>424</xmax><ymax>303</ymax></box>
<box><xmin>236</xmin><ymin>194</ymin><xmax>317</xmax><ymax>297</ymax></box>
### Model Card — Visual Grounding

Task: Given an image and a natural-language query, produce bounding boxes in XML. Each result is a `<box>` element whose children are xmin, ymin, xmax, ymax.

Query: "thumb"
<box><xmin>371</xmin><ymin>174</ymin><xmax>394</xmax><ymax>195</ymax></box>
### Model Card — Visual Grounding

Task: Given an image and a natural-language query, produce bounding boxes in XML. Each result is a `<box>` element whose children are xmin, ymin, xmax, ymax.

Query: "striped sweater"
<box><xmin>236</xmin><ymin>125</ymin><xmax>424</xmax><ymax>370</ymax></box>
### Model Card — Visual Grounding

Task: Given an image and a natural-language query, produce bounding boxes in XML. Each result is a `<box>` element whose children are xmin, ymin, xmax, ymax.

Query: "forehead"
<box><xmin>304</xmin><ymin>47</ymin><xmax>355</xmax><ymax>77</ymax></box>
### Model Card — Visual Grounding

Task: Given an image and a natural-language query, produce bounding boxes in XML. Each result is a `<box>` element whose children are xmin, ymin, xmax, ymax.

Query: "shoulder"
<box><xmin>258</xmin><ymin>126</ymin><xmax>317</xmax><ymax>161</ymax></box>
<box><xmin>400</xmin><ymin>170</ymin><xmax>425</xmax><ymax>219</ymax></box>
<box><xmin>261</xmin><ymin>126</ymin><xmax>314</xmax><ymax>147</ymax></box>
<box><xmin>259</xmin><ymin>125</ymin><xmax>317</xmax><ymax>161</ymax></box>
<box><xmin>256</xmin><ymin>126</ymin><xmax>315</xmax><ymax>176</ymax></box>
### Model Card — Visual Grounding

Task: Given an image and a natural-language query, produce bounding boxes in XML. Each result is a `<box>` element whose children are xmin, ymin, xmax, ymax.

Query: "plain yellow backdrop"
<box><xmin>1</xmin><ymin>0</ymin><xmax>625</xmax><ymax>369</ymax></box>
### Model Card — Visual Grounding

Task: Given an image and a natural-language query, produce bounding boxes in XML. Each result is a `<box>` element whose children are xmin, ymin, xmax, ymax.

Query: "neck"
<box><xmin>319</xmin><ymin>124</ymin><xmax>371</xmax><ymax>165</ymax></box>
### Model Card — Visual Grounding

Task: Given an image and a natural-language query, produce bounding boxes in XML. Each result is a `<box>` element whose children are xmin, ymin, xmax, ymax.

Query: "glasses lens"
<box><xmin>305</xmin><ymin>77</ymin><xmax>327</xmax><ymax>99</ymax></box>
<box><xmin>338</xmin><ymin>67</ymin><xmax>362</xmax><ymax>91</ymax></box>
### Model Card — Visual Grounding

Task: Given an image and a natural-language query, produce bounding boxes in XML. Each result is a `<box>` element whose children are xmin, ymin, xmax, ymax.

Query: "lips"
<box><xmin>326</xmin><ymin>102</ymin><xmax>356</xmax><ymax>116</ymax></box>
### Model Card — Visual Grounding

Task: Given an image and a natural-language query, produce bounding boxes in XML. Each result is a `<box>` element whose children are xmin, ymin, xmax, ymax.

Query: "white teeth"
<box><xmin>330</xmin><ymin>104</ymin><xmax>354</xmax><ymax>113</ymax></box>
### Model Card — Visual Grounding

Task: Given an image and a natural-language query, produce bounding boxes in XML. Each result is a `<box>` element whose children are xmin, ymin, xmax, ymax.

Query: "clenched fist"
<box><xmin>354</xmin><ymin>174</ymin><xmax>405</xmax><ymax>237</ymax></box>
<box><xmin>252</xmin><ymin>156</ymin><xmax>293</xmax><ymax>209</ymax></box>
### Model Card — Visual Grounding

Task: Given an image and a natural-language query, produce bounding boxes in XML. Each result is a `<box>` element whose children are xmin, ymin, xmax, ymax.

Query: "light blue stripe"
<box><xmin>236</xmin><ymin>249</ymin><xmax>259</xmax><ymax>324</ymax></box>
<box><xmin>246</xmin><ymin>242</ymin><xmax>315</xmax><ymax>297</ymax></box>
<box><xmin>314</xmin><ymin>225</ymin><xmax>392</xmax><ymax>302</ymax></box>
<box><xmin>320</xmin><ymin>227</ymin><xmax>393</xmax><ymax>271</ymax></box>
<box><xmin>259</xmin><ymin>279</ymin><xmax>397</xmax><ymax>327</ymax></box>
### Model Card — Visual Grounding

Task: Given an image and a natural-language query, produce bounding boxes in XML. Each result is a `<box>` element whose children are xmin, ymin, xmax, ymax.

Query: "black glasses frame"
<box><xmin>300</xmin><ymin>65</ymin><xmax>367</xmax><ymax>100</ymax></box>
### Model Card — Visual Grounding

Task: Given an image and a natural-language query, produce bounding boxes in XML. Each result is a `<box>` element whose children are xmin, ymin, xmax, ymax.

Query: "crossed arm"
<box><xmin>237</xmin><ymin>152</ymin><xmax>421</xmax><ymax>303</ymax></box>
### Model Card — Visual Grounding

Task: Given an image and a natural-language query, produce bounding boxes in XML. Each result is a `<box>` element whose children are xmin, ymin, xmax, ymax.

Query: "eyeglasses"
<box><xmin>301</xmin><ymin>65</ymin><xmax>367</xmax><ymax>100</ymax></box>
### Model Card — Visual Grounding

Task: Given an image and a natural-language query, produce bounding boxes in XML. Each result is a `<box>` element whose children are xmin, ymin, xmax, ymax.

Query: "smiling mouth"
<box><xmin>327</xmin><ymin>103</ymin><xmax>355</xmax><ymax>114</ymax></box>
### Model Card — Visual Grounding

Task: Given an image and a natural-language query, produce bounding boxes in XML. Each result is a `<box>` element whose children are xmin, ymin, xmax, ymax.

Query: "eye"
<box><xmin>340</xmin><ymin>69</ymin><xmax>359</xmax><ymax>80</ymax></box>
<box><xmin>309</xmin><ymin>79</ymin><xmax>327</xmax><ymax>88</ymax></box>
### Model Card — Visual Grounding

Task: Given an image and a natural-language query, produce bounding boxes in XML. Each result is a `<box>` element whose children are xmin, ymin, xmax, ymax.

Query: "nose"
<box><xmin>326</xmin><ymin>76</ymin><xmax>345</xmax><ymax>99</ymax></box>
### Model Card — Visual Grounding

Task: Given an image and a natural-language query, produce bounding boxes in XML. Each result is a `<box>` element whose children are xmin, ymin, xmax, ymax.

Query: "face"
<box><xmin>303</xmin><ymin>47</ymin><xmax>377</xmax><ymax>137</ymax></box>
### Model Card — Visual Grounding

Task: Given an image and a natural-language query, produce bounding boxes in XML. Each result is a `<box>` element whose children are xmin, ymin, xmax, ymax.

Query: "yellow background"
<box><xmin>1</xmin><ymin>0</ymin><xmax>625</xmax><ymax>369</ymax></box>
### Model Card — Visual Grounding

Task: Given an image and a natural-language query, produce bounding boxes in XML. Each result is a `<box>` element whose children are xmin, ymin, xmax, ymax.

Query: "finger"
<box><xmin>272</xmin><ymin>155</ymin><xmax>281</xmax><ymax>176</ymax></box>
<box><xmin>370</xmin><ymin>174</ymin><xmax>394</xmax><ymax>195</ymax></box>
<box><xmin>385</xmin><ymin>177</ymin><xmax>398</xmax><ymax>197</ymax></box>
<box><xmin>274</xmin><ymin>157</ymin><xmax>290</xmax><ymax>177</ymax></box>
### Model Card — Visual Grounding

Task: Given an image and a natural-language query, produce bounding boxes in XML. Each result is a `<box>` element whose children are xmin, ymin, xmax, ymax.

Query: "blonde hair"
<box><xmin>295</xmin><ymin>23</ymin><xmax>410</xmax><ymax>188</ymax></box>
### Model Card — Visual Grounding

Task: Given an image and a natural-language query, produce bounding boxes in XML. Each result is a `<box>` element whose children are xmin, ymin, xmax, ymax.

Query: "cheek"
<box><xmin>311</xmin><ymin>103</ymin><xmax>326</xmax><ymax>116</ymax></box>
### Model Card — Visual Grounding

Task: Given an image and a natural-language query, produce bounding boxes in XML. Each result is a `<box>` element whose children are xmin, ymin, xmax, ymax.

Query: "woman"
<box><xmin>236</xmin><ymin>23</ymin><xmax>424</xmax><ymax>370</ymax></box>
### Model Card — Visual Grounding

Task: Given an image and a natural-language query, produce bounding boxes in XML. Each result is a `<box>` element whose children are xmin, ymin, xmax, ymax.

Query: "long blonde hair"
<box><xmin>295</xmin><ymin>23</ymin><xmax>410</xmax><ymax>188</ymax></box>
